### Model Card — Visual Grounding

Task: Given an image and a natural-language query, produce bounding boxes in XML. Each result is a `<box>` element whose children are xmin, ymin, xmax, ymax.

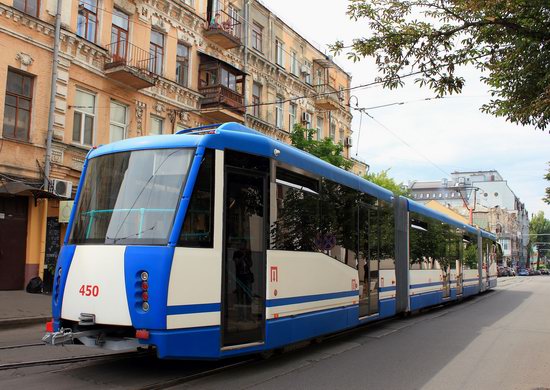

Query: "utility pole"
<box><xmin>43</xmin><ymin>0</ymin><xmax>63</xmax><ymax>191</ymax></box>
<box><xmin>242</xmin><ymin>0</ymin><xmax>249</xmax><ymax>127</ymax></box>
<box><xmin>456</xmin><ymin>186</ymin><xmax>478</xmax><ymax>225</ymax></box>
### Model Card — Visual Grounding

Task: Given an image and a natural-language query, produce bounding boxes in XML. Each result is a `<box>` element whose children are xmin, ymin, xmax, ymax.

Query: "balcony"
<box><xmin>199</xmin><ymin>54</ymin><xmax>245</xmax><ymax>122</ymax></box>
<box><xmin>314</xmin><ymin>84</ymin><xmax>342</xmax><ymax>111</ymax></box>
<box><xmin>104</xmin><ymin>41</ymin><xmax>157</xmax><ymax>89</ymax></box>
<box><xmin>204</xmin><ymin>9</ymin><xmax>242</xmax><ymax>49</ymax></box>
<box><xmin>199</xmin><ymin>84</ymin><xmax>245</xmax><ymax>122</ymax></box>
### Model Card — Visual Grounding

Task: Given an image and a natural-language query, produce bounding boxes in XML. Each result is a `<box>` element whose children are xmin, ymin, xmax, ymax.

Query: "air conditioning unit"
<box><xmin>300</xmin><ymin>65</ymin><xmax>311</xmax><ymax>75</ymax></box>
<box><xmin>302</xmin><ymin>112</ymin><xmax>312</xmax><ymax>123</ymax></box>
<box><xmin>345</xmin><ymin>136</ymin><xmax>353</xmax><ymax>147</ymax></box>
<box><xmin>51</xmin><ymin>179</ymin><xmax>73</xmax><ymax>198</ymax></box>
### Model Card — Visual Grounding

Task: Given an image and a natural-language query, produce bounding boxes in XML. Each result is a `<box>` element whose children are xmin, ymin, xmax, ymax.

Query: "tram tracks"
<box><xmin>0</xmin><ymin>342</ymin><xmax>44</xmax><ymax>351</ymax></box>
<box><xmin>0</xmin><ymin>350</ymin><xmax>148</xmax><ymax>371</ymax></box>
<box><xmin>136</xmin><ymin>358</ymin><xmax>258</xmax><ymax>390</ymax></box>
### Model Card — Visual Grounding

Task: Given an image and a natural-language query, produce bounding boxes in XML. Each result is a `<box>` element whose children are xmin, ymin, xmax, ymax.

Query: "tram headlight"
<box><xmin>142</xmin><ymin>301</ymin><xmax>150</xmax><ymax>311</ymax></box>
<box><xmin>140</xmin><ymin>271</ymin><xmax>149</xmax><ymax>281</ymax></box>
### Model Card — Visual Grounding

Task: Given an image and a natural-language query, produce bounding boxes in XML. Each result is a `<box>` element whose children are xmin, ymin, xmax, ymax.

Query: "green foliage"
<box><xmin>544</xmin><ymin>163</ymin><xmax>550</xmax><ymax>205</ymax></box>
<box><xmin>529</xmin><ymin>211</ymin><xmax>550</xmax><ymax>254</ymax></box>
<box><xmin>364</xmin><ymin>169</ymin><xmax>411</xmax><ymax>197</ymax></box>
<box><xmin>290</xmin><ymin>124</ymin><xmax>353</xmax><ymax>170</ymax></box>
<box><xmin>331</xmin><ymin>0</ymin><xmax>550</xmax><ymax>131</ymax></box>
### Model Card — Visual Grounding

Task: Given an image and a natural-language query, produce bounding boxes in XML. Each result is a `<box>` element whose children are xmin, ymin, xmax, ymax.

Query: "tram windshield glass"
<box><xmin>69</xmin><ymin>148</ymin><xmax>194</xmax><ymax>245</ymax></box>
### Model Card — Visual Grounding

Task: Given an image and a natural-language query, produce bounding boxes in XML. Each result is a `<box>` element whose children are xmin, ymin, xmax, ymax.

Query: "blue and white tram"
<box><xmin>44</xmin><ymin>122</ymin><xmax>499</xmax><ymax>359</ymax></box>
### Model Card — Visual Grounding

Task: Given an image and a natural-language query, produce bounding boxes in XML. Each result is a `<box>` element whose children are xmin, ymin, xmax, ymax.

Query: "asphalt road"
<box><xmin>0</xmin><ymin>276</ymin><xmax>548</xmax><ymax>390</ymax></box>
<box><xmin>181</xmin><ymin>276</ymin><xmax>550</xmax><ymax>390</ymax></box>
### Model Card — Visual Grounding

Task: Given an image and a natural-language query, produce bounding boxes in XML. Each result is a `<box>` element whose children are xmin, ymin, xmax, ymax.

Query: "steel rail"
<box><xmin>136</xmin><ymin>358</ymin><xmax>258</xmax><ymax>390</ymax></box>
<box><xmin>0</xmin><ymin>343</ymin><xmax>44</xmax><ymax>351</ymax></box>
<box><xmin>0</xmin><ymin>350</ymin><xmax>146</xmax><ymax>371</ymax></box>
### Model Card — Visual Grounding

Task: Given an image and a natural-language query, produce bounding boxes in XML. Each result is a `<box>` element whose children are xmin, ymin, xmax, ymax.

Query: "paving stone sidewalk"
<box><xmin>0</xmin><ymin>290</ymin><xmax>51</xmax><ymax>328</ymax></box>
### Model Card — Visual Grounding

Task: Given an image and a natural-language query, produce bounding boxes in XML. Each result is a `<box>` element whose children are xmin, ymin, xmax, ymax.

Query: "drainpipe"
<box><xmin>242</xmin><ymin>0</ymin><xmax>249</xmax><ymax>126</ymax></box>
<box><xmin>43</xmin><ymin>0</ymin><xmax>63</xmax><ymax>191</ymax></box>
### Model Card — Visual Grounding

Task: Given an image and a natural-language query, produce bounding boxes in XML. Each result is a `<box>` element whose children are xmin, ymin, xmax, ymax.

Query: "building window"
<box><xmin>110</xmin><ymin>101</ymin><xmax>127</xmax><ymax>142</ymax></box>
<box><xmin>252</xmin><ymin>82</ymin><xmax>261</xmax><ymax>117</ymax></box>
<box><xmin>316</xmin><ymin>116</ymin><xmax>324</xmax><ymax>140</ymax></box>
<box><xmin>303</xmin><ymin>60</ymin><xmax>312</xmax><ymax>84</ymax></box>
<box><xmin>438</xmin><ymin>193</ymin><xmax>442</xmax><ymax>198</ymax></box>
<box><xmin>228</xmin><ymin>5</ymin><xmax>240</xmax><ymax>38</ymax></box>
<box><xmin>289</xmin><ymin>103</ymin><xmax>297</xmax><ymax>131</ymax></box>
<box><xmin>176</xmin><ymin>42</ymin><xmax>190</xmax><ymax>87</ymax></box>
<box><xmin>150</xmin><ymin>115</ymin><xmax>163</xmax><ymax>135</ymax></box>
<box><xmin>3</xmin><ymin>69</ymin><xmax>33</xmax><ymax>141</ymax></box>
<box><xmin>149</xmin><ymin>30</ymin><xmax>164</xmax><ymax>75</ymax></box>
<box><xmin>330</xmin><ymin>121</ymin><xmax>336</xmax><ymax>140</ymax></box>
<box><xmin>291</xmin><ymin>50</ymin><xmax>298</xmax><ymax>76</ymax></box>
<box><xmin>275</xmin><ymin>39</ymin><xmax>284</xmax><ymax>67</ymax></box>
<box><xmin>339</xmin><ymin>128</ymin><xmax>344</xmax><ymax>144</ymax></box>
<box><xmin>419</xmin><ymin>193</ymin><xmax>423</xmax><ymax>199</ymax></box>
<box><xmin>275</xmin><ymin>96</ymin><xmax>283</xmax><ymax>128</ymax></box>
<box><xmin>13</xmin><ymin>0</ymin><xmax>39</xmax><ymax>17</ymax></box>
<box><xmin>77</xmin><ymin>0</ymin><xmax>98</xmax><ymax>43</ymax></box>
<box><xmin>72</xmin><ymin>89</ymin><xmax>95</xmax><ymax>146</ymax></box>
<box><xmin>251</xmin><ymin>22</ymin><xmax>263</xmax><ymax>52</ymax></box>
<box><xmin>110</xmin><ymin>8</ymin><xmax>129</xmax><ymax>61</ymax></box>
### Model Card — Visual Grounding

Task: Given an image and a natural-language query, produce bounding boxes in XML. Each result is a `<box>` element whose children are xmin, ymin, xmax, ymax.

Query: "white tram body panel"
<box><xmin>265</xmin><ymin>250</ymin><xmax>358</xmax><ymax>320</ymax></box>
<box><xmin>61</xmin><ymin>245</ymin><xmax>132</xmax><ymax>326</ymax></box>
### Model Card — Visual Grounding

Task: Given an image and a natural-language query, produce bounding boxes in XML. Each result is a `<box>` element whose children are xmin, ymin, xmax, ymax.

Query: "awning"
<box><xmin>0</xmin><ymin>181</ymin><xmax>60</xmax><ymax>200</ymax></box>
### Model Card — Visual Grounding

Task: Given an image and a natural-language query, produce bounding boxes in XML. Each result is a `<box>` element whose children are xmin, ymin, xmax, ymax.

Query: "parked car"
<box><xmin>497</xmin><ymin>266</ymin><xmax>507</xmax><ymax>277</ymax></box>
<box><xmin>518</xmin><ymin>269</ymin><xmax>530</xmax><ymax>276</ymax></box>
<box><xmin>535</xmin><ymin>270</ymin><xmax>542</xmax><ymax>275</ymax></box>
<box><xmin>508</xmin><ymin>268</ymin><xmax>516</xmax><ymax>276</ymax></box>
<box><xmin>540</xmin><ymin>269</ymin><xmax>549</xmax><ymax>275</ymax></box>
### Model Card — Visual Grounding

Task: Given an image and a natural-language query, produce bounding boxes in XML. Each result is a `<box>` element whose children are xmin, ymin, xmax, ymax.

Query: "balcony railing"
<box><xmin>204</xmin><ymin>9</ymin><xmax>242</xmax><ymax>49</ymax></box>
<box><xmin>104</xmin><ymin>41</ymin><xmax>158</xmax><ymax>89</ymax></box>
<box><xmin>314</xmin><ymin>84</ymin><xmax>342</xmax><ymax>110</ymax></box>
<box><xmin>199</xmin><ymin>84</ymin><xmax>245</xmax><ymax>114</ymax></box>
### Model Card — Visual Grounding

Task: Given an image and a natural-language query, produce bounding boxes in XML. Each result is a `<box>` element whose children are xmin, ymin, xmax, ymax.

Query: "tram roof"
<box><xmin>88</xmin><ymin>122</ymin><xmax>395</xmax><ymax>202</ymax></box>
<box><xmin>407</xmin><ymin>198</ymin><xmax>497</xmax><ymax>239</ymax></box>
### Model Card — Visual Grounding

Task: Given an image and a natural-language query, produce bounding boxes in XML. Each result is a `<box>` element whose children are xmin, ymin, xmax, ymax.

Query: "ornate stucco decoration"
<box><xmin>16</xmin><ymin>52</ymin><xmax>33</xmax><ymax>71</ymax></box>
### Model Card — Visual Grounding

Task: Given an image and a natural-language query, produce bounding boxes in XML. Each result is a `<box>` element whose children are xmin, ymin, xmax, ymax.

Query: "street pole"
<box><xmin>43</xmin><ymin>0</ymin><xmax>63</xmax><ymax>191</ymax></box>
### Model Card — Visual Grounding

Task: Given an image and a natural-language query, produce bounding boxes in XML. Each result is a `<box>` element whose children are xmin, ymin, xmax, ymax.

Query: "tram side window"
<box><xmin>463</xmin><ymin>234</ymin><xmax>478</xmax><ymax>269</ymax></box>
<box><xmin>447</xmin><ymin>228</ymin><xmax>461</xmax><ymax>270</ymax></box>
<box><xmin>270</xmin><ymin>168</ymin><xmax>319</xmax><ymax>252</ymax></box>
<box><xmin>319</xmin><ymin>179</ymin><xmax>360</xmax><ymax>266</ymax></box>
<box><xmin>409</xmin><ymin>213</ymin><xmax>446</xmax><ymax>270</ymax></box>
<box><xmin>178</xmin><ymin>150</ymin><xmax>214</xmax><ymax>248</ymax></box>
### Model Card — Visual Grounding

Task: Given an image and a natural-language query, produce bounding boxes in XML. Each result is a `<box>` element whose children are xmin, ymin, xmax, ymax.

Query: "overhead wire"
<box><xmin>354</xmin><ymin>107</ymin><xmax>451</xmax><ymax>178</ymax></box>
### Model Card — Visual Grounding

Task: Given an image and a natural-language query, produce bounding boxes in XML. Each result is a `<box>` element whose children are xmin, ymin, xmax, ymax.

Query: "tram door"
<box><xmin>222</xmin><ymin>168</ymin><xmax>267</xmax><ymax>347</ymax></box>
<box><xmin>358</xmin><ymin>203</ymin><xmax>379</xmax><ymax>317</ymax></box>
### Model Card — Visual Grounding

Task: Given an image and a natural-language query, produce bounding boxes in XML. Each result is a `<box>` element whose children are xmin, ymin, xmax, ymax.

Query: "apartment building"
<box><xmin>0</xmin><ymin>0</ymin><xmax>353</xmax><ymax>290</ymax></box>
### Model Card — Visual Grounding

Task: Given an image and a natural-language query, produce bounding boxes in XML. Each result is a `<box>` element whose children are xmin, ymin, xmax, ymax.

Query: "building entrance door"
<box><xmin>0</xmin><ymin>197</ymin><xmax>28</xmax><ymax>290</ymax></box>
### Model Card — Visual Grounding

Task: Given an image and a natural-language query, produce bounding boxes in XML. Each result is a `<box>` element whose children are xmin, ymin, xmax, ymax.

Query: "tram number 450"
<box><xmin>79</xmin><ymin>284</ymin><xmax>99</xmax><ymax>297</ymax></box>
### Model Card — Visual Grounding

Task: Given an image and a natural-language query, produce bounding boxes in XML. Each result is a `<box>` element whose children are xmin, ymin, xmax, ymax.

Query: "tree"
<box><xmin>290</xmin><ymin>124</ymin><xmax>353</xmax><ymax>170</ymax></box>
<box><xmin>364</xmin><ymin>169</ymin><xmax>411</xmax><ymax>196</ymax></box>
<box><xmin>529</xmin><ymin>211</ymin><xmax>550</xmax><ymax>269</ymax></box>
<box><xmin>544</xmin><ymin>163</ymin><xmax>550</xmax><ymax>205</ymax></box>
<box><xmin>331</xmin><ymin>0</ymin><xmax>550</xmax><ymax>131</ymax></box>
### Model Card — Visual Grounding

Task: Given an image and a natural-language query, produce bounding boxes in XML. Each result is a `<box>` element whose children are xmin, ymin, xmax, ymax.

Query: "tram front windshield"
<box><xmin>69</xmin><ymin>148</ymin><xmax>194</xmax><ymax>245</ymax></box>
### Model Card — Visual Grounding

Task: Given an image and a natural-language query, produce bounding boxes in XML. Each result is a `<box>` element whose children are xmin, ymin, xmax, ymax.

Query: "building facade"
<box><xmin>0</xmin><ymin>0</ymin><xmax>353</xmax><ymax>290</ymax></box>
<box><xmin>409</xmin><ymin>170</ymin><xmax>529</xmax><ymax>267</ymax></box>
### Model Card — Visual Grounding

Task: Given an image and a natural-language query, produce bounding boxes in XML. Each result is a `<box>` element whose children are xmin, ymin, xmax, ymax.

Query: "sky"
<box><xmin>262</xmin><ymin>0</ymin><xmax>550</xmax><ymax>218</ymax></box>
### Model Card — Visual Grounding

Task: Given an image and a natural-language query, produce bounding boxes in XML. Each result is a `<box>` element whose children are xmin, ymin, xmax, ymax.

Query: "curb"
<box><xmin>0</xmin><ymin>316</ymin><xmax>50</xmax><ymax>329</ymax></box>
